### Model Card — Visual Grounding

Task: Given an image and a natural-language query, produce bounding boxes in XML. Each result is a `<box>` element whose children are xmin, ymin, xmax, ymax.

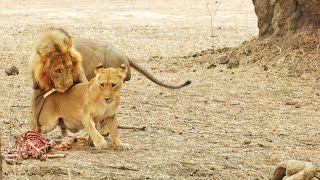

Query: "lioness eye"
<box><xmin>111</xmin><ymin>83</ymin><xmax>116</xmax><ymax>88</ymax></box>
<box><xmin>100</xmin><ymin>83</ymin><xmax>104</xmax><ymax>88</ymax></box>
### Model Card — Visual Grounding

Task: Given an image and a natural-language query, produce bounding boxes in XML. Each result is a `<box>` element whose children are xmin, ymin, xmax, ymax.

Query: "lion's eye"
<box><xmin>111</xmin><ymin>83</ymin><xmax>116</xmax><ymax>88</ymax></box>
<box><xmin>55</xmin><ymin>69</ymin><xmax>62</xmax><ymax>74</ymax></box>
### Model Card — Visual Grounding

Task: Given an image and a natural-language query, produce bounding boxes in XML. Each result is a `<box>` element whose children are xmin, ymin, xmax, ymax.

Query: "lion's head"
<box><xmin>92</xmin><ymin>64</ymin><xmax>127</xmax><ymax>104</ymax></box>
<box><xmin>30</xmin><ymin>28</ymin><xmax>82</xmax><ymax>93</ymax></box>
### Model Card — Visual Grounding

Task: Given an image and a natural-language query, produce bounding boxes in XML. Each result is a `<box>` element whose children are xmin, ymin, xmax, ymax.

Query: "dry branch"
<box><xmin>118</xmin><ymin>125</ymin><xmax>146</xmax><ymax>131</ymax></box>
<box><xmin>46</xmin><ymin>154</ymin><xmax>66</xmax><ymax>158</ymax></box>
<box><xmin>206</xmin><ymin>1</ymin><xmax>222</xmax><ymax>48</ymax></box>
<box><xmin>0</xmin><ymin>135</ymin><xmax>2</xmax><ymax>180</ymax></box>
<box><xmin>90</xmin><ymin>160</ymin><xmax>139</xmax><ymax>171</ymax></box>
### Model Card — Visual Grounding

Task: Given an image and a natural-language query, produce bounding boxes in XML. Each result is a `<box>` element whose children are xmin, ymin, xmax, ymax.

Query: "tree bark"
<box><xmin>252</xmin><ymin>0</ymin><xmax>320</xmax><ymax>38</ymax></box>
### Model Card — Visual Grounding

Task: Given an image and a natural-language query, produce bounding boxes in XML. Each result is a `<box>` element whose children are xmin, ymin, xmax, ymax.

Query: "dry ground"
<box><xmin>1</xmin><ymin>0</ymin><xmax>320</xmax><ymax>179</ymax></box>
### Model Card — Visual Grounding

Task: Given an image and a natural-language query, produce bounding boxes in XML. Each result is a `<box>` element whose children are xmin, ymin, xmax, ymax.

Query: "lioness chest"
<box><xmin>85</xmin><ymin>97</ymin><xmax>119</xmax><ymax>122</ymax></box>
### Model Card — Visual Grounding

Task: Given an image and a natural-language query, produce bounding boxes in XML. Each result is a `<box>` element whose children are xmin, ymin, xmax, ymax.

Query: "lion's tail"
<box><xmin>128</xmin><ymin>59</ymin><xmax>191</xmax><ymax>89</ymax></box>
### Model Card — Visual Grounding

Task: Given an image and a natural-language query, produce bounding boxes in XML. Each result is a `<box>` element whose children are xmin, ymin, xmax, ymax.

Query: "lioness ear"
<box><xmin>94</xmin><ymin>64</ymin><xmax>104</xmax><ymax>74</ymax></box>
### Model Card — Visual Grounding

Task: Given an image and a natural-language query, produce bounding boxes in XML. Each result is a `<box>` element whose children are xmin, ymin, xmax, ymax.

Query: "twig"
<box><xmin>10</xmin><ymin>105</ymin><xmax>29</xmax><ymax>108</ymax></box>
<box><xmin>2</xmin><ymin>154</ymin><xmax>19</xmax><ymax>159</ymax></box>
<box><xmin>118</xmin><ymin>125</ymin><xmax>146</xmax><ymax>131</ymax></box>
<box><xmin>273</xmin><ymin>43</ymin><xmax>282</xmax><ymax>54</ymax></box>
<box><xmin>0</xmin><ymin>134</ymin><xmax>2</xmax><ymax>180</ymax></box>
<box><xmin>206</xmin><ymin>1</ymin><xmax>222</xmax><ymax>49</ymax></box>
<box><xmin>90</xmin><ymin>160</ymin><xmax>139</xmax><ymax>171</ymax></box>
<box><xmin>68</xmin><ymin>167</ymin><xmax>71</xmax><ymax>180</ymax></box>
<box><xmin>9</xmin><ymin>107</ymin><xmax>12</xmax><ymax>143</ymax></box>
<box><xmin>5</xmin><ymin>159</ymin><xmax>22</xmax><ymax>165</ymax></box>
<box><xmin>3</xmin><ymin>153</ymin><xmax>66</xmax><ymax>159</ymax></box>
<box><xmin>108</xmin><ymin>165</ymin><xmax>138</xmax><ymax>171</ymax></box>
<box><xmin>46</xmin><ymin>154</ymin><xmax>66</xmax><ymax>158</ymax></box>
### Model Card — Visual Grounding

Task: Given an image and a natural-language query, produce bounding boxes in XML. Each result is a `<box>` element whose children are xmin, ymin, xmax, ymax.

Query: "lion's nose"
<box><xmin>66</xmin><ymin>80</ymin><xmax>73</xmax><ymax>87</ymax></box>
<box><xmin>56</xmin><ymin>85</ymin><xmax>67</xmax><ymax>93</ymax></box>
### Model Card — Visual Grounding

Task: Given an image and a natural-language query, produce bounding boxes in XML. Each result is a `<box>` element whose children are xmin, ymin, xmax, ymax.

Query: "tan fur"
<box><xmin>38</xmin><ymin>66</ymin><xmax>128</xmax><ymax>150</ymax></box>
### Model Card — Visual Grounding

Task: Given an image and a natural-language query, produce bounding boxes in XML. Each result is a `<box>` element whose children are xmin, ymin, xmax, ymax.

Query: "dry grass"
<box><xmin>203</xmin><ymin>30</ymin><xmax>320</xmax><ymax>79</ymax></box>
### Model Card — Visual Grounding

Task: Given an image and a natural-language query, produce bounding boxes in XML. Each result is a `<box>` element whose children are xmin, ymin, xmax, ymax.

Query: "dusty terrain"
<box><xmin>1</xmin><ymin>0</ymin><xmax>320</xmax><ymax>179</ymax></box>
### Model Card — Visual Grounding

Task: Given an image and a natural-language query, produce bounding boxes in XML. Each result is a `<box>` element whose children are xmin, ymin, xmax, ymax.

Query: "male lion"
<box><xmin>38</xmin><ymin>65</ymin><xmax>128</xmax><ymax>150</ymax></box>
<box><xmin>29</xmin><ymin>27</ymin><xmax>191</xmax><ymax>132</ymax></box>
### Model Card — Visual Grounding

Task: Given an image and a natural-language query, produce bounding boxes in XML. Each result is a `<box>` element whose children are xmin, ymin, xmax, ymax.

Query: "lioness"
<box><xmin>38</xmin><ymin>65</ymin><xmax>128</xmax><ymax>150</ymax></box>
<box><xmin>29</xmin><ymin>27</ymin><xmax>191</xmax><ymax>132</ymax></box>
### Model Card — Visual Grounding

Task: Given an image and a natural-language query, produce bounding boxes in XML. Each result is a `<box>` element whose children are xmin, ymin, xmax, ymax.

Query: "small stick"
<box><xmin>5</xmin><ymin>159</ymin><xmax>22</xmax><ymax>165</ymax></box>
<box><xmin>105</xmin><ymin>164</ymin><xmax>138</xmax><ymax>171</ymax></box>
<box><xmin>206</xmin><ymin>1</ymin><xmax>222</xmax><ymax>49</ymax></box>
<box><xmin>90</xmin><ymin>160</ymin><xmax>139</xmax><ymax>171</ymax></box>
<box><xmin>2</xmin><ymin>154</ymin><xmax>19</xmax><ymax>159</ymax></box>
<box><xmin>68</xmin><ymin>167</ymin><xmax>71</xmax><ymax>180</ymax></box>
<box><xmin>118</xmin><ymin>125</ymin><xmax>146</xmax><ymax>131</ymax></box>
<box><xmin>3</xmin><ymin>153</ymin><xmax>66</xmax><ymax>159</ymax></box>
<box><xmin>10</xmin><ymin>105</ymin><xmax>29</xmax><ymax>108</ymax></box>
<box><xmin>46</xmin><ymin>154</ymin><xmax>66</xmax><ymax>158</ymax></box>
<box><xmin>0</xmin><ymin>135</ymin><xmax>2</xmax><ymax>180</ymax></box>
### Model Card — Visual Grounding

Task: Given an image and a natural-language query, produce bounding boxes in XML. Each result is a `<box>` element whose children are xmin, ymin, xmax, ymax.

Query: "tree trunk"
<box><xmin>252</xmin><ymin>0</ymin><xmax>320</xmax><ymax>38</ymax></box>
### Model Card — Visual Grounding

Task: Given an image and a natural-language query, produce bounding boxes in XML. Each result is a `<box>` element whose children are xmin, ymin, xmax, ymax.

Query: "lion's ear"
<box><xmin>54</xmin><ymin>43</ymin><xmax>61</xmax><ymax>52</ymax></box>
<box><xmin>36</xmin><ymin>50</ymin><xmax>42</xmax><ymax>56</ymax></box>
<box><xmin>118</xmin><ymin>64</ymin><xmax>127</xmax><ymax>78</ymax></box>
<box><xmin>37</xmin><ymin>50</ymin><xmax>51</xmax><ymax>62</ymax></box>
<box><xmin>94</xmin><ymin>64</ymin><xmax>104</xmax><ymax>75</ymax></box>
<box><xmin>64</xmin><ymin>36</ymin><xmax>73</xmax><ymax>49</ymax></box>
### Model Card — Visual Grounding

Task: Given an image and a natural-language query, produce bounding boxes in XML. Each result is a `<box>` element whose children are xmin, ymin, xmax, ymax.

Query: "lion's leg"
<box><xmin>39</xmin><ymin>117</ymin><xmax>59</xmax><ymax>134</ymax></box>
<box><xmin>105</xmin><ymin>115</ymin><xmax>129</xmax><ymax>150</ymax></box>
<box><xmin>59</xmin><ymin>127</ymin><xmax>68</xmax><ymax>138</ymax></box>
<box><xmin>82</xmin><ymin>113</ymin><xmax>106</xmax><ymax>150</ymax></box>
<box><xmin>29</xmin><ymin>90</ymin><xmax>45</xmax><ymax>132</ymax></box>
<box><xmin>57</xmin><ymin>118</ymin><xmax>68</xmax><ymax>138</ymax></box>
<box><xmin>60</xmin><ymin>127</ymin><xmax>68</xmax><ymax>138</ymax></box>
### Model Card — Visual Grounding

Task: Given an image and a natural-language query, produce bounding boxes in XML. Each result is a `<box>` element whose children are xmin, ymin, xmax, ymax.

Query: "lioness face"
<box><xmin>95</xmin><ymin>65</ymin><xmax>127</xmax><ymax>103</ymax></box>
<box><xmin>48</xmin><ymin>54</ymin><xmax>74</xmax><ymax>92</ymax></box>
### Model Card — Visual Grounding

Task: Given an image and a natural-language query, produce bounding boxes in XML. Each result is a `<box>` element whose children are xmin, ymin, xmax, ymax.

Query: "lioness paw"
<box><xmin>113</xmin><ymin>142</ymin><xmax>130</xmax><ymax>151</ymax></box>
<box><xmin>94</xmin><ymin>139</ymin><xmax>107</xmax><ymax>150</ymax></box>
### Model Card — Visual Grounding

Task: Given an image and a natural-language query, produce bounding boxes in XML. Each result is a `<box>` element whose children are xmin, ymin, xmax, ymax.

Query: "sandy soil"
<box><xmin>1</xmin><ymin>0</ymin><xmax>320</xmax><ymax>179</ymax></box>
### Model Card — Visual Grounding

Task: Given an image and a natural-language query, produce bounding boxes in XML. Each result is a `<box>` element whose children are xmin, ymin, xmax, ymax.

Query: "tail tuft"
<box><xmin>185</xmin><ymin>80</ymin><xmax>191</xmax><ymax>85</ymax></box>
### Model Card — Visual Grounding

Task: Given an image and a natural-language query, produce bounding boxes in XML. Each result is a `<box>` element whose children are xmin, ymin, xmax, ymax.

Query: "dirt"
<box><xmin>1</xmin><ymin>0</ymin><xmax>320</xmax><ymax>179</ymax></box>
